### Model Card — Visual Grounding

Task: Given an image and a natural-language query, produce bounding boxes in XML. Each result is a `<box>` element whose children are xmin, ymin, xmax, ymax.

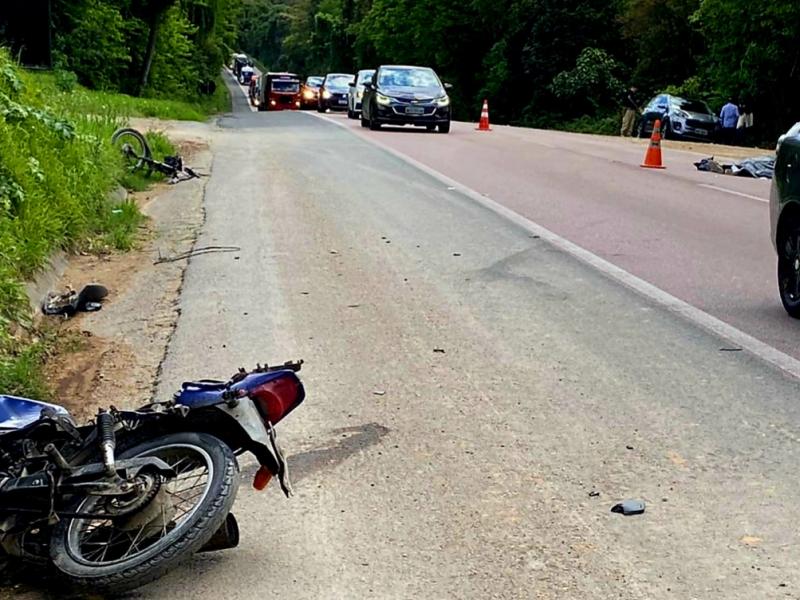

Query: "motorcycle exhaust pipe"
<box><xmin>199</xmin><ymin>513</ymin><xmax>240</xmax><ymax>553</ymax></box>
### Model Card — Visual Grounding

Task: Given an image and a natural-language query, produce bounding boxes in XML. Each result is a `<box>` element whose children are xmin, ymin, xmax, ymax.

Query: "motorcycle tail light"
<box><xmin>253</xmin><ymin>465</ymin><xmax>273</xmax><ymax>490</ymax></box>
<box><xmin>250</xmin><ymin>374</ymin><xmax>303</xmax><ymax>425</ymax></box>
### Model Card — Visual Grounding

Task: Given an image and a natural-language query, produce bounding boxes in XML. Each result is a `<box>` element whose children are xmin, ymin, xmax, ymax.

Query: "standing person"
<box><xmin>620</xmin><ymin>86</ymin><xmax>640</xmax><ymax>137</ymax></box>
<box><xmin>719</xmin><ymin>98</ymin><xmax>739</xmax><ymax>145</ymax></box>
<box><xmin>737</xmin><ymin>103</ymin><xmax>754</xmax><ymax>146</ymax></box>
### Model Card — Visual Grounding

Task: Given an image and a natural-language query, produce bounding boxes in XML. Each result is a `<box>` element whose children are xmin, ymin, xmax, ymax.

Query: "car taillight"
<box><xmin>250</xmin><ymin>375</ymin><xmax>302</xmax><ymax>425</ymax></box>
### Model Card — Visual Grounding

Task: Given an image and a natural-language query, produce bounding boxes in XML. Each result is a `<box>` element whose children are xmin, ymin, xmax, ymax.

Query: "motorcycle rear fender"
<box><xmin>192</xmin><ymin>401</ymin><xmax>282</xmax><ymax>476</ymax></box>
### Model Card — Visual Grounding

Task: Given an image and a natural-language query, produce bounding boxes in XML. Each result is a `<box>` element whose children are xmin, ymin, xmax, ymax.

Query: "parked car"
<box><xmin>257</xmin><ymin>72</ymin><xmax>301</xmax><ymax>111</ymax></box>
<box><xmin>318</xmin><ymin>73</ymin><xmax>354</xmax><ymax>112</ymax></box>
<box><xmin>300</xmin><ymin>76</ymin><xmax>323</xmax><ymax>109</ymax></box>
<box><xmin>638</xmin><ymin>94</ymin><xmax>718</xmax><ymax>141</ymax></box>
<box><xmin>347</xmin><ymin>69</ymin><xmax>375</xmax><ymax>119</ymax></box>
<box><xmin>770</xmin><ymin>122</ymin><xmax>800</xmax><ymax>317</ymax></box>
<box><xmin>361</xmin><ymin>65</ymin><xmax>451</xmax><ymax>133</ymax></box>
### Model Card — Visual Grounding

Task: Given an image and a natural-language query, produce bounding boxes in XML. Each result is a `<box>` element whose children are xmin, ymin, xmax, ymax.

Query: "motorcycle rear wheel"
<box><xmin>50</xmin><ymin>432</ymin><xmax>238</xmax><ymax>594</ymax></box>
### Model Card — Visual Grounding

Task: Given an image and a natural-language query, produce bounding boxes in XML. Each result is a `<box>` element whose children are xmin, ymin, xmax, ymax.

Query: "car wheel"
<box><xmin>438</xmin><ymin>121</ymin><xmax>451</xmax><ymax>134</ymax></box>
<box><xmin>360</xmin><ymin>114</ymin><xmax>369</xmax><ymax>128</ymax></box>
<box><xmin>369</xmin><ymin>109</ymin><xmax>381</xmax><ymax>130</ymax></box>
<box><xmin>347</xmin><ymin>109</ymin><xmax>355</xmax><ymax>119</ymax></box>
<box><xmin>317</xmin><ymin>102</ymin><xmax>325</xmax><ymax>113</ymax></box>
<box><xmin>778</xmin><ymin>225</ymin><xmax>800</xmax><ymax>318</ymax></box>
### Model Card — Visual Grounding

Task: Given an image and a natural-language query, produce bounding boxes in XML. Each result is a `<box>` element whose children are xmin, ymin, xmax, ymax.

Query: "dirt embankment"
<box><xmin>44</xmin><ymin>123</ymin><xmax>213</xmax><ymax>423</ymax></box>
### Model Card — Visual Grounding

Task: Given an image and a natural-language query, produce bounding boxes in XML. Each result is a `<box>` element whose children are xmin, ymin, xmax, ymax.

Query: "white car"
<box><xmin>347</xmin><ymin>69</ymin><xmax>375</xmax><ymax>119</ymax></box>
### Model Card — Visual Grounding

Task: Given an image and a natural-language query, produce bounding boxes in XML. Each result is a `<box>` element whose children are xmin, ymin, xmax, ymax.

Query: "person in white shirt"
<box><xmin>736</xmin><ymin>103</ymin><xmax>754</xmax><ymax>146</ymax></box>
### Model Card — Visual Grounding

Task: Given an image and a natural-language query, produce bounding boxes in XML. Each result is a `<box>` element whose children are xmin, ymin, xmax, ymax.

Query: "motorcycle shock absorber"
<box><xmin>96</xmin><ymin>410</ymin><xmax>117</xmax><ymax>477</ymax></box>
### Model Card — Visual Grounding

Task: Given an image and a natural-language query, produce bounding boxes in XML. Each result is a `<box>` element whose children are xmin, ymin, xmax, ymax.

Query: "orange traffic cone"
<box><xmin>476</xmin><ymin>99</ymin><xmax>491</xmax><ymax>131</ymax></box>
<box><xmin>641</xmin><ymin>119</ymin><xmax>666</xmax><ymax>169</ymax></box>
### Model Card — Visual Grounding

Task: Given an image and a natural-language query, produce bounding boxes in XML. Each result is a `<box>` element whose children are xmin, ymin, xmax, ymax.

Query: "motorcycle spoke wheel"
<box><xmin>66</xmin><ymin>444</ymin><xmax>213</xmax><ymax>567</ymax></box>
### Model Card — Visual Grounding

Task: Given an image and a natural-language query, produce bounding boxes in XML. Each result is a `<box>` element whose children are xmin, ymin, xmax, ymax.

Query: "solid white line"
<box><xmin>698</xmin><ymin>183</ymin><xmax>768</xmax><ymax>203</ymax></box>
<box><xmin>307</xmin><ymin>111</ymin><xmax>800</xmax><ymax>380</ymax></box>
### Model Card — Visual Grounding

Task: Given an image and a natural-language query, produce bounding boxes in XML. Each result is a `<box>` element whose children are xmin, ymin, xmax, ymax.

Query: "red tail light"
<box><xmin>250</xmin><ymin>375</ymin><xmax>303</xmax><ymax>425</ymax></box>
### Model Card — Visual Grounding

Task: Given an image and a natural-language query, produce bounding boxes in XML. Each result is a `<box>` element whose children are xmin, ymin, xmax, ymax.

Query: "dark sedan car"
<box><xmin>317</xmin><ymin>73</ymin><xmax>354</xmax><ymax>112</ymax></box>
<box><xmin>361</xmin><ymin>65</ymin><xmax>451</xmax><ymax>133</ymax></box>
<box><xmin>770</xmin><ymin>122</ymin><xmax>800</xmax><ymax>317</ymax></box>
<box><xmin>638</xmin><ymin>94</ymin><xmax>718</xmax><ymax>141</ymax></box>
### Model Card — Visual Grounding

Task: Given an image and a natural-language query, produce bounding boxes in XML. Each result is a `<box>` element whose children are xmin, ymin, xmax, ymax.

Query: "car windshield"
<box><xmin>357</xmin><ymin>71</ymin><xmax>374</xmax><ymax>84</ymax></box>
<box><xmin>671</xmin><ymin>98</ymin><xmax>711</xmax><ymax>114</ymax></box>
<box><xmin>272</xmin><ymin>80</ymin><xmax>299</xmax><ymax>92</ymax></box>
<box><xmin>305</xmin><ymin>77</ymin><xmax>323</xmax><ymax>88</ymax></box>
<box><xmin>326</xmin><ymin>75</ymin><xmax>353</xmax><ymax>89</ymax></box>
<box><xmin>378</xmin><ymin>68</ymin><xmax>440</xmax><ymax>89</ymax></box>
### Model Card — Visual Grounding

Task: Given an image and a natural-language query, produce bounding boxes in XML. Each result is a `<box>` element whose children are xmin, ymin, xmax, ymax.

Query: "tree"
<box><xmin>136</xmin><ymin>0</ymin><xmax>179</xmax><ymax>94</ymax></box>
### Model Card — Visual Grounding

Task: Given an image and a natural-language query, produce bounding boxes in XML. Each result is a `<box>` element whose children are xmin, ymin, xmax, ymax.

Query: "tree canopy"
<box><xmin>236</xmin><ymin>0</ymin><xmax>800</xmax><ymax>142</ymax></box>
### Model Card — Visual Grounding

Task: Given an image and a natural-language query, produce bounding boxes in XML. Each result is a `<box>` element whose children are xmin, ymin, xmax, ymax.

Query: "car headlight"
<box><xmin>322</xmin><ymin>90</ymin><xmax>331</xmax><ymax>99</ymax></box>
<box><xmin>435</xmin><ymin>95</ymin><xmax>450</xmax><ymax>107</ymax></box>
<box><xmin>673</xmin><ymin>109</ymin><xmax>689</xmax><ymax>120</ymax></box>
<box><xmin>303</xmin><ymin>90</ymin><xmax>314</xmax><ymax>99</ymax></box>
<box><xmin>376</xmin><ymin>93</ymin><xmax>392</xmax><ymax>106</ymax></box>
<box><xmin>357</xmin><ymin>90</ymin><xmax>363</xmax><ymax>99</ymax></box>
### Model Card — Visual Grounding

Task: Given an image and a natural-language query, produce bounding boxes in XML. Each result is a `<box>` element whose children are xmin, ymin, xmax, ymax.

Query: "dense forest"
<box><xmin>236</xmin><ymin>0</ymin><xmax>800</xmax><ymax>142</ymax></box>
<box><xmin>2</xmin><ymin>0</ymin><xmax>240</xmax><ymax>100</ymax></box>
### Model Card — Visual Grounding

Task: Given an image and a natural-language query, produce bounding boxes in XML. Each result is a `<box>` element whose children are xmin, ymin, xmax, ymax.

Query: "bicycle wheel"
<box><xmin>111</xmin><ymin>128</ymin><xmax>153</xmax><ymax>173</ymax></box>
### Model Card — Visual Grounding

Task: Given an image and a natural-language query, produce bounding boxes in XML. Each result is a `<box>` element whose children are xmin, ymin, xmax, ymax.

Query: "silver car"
<box><xmin>347</xmin><ymin>69</ymin><xmax>375</xmax><ymax>119</ymax></box>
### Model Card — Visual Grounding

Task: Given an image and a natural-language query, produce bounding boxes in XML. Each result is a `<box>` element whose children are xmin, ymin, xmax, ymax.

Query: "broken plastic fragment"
<box><xmin>611</xmin><ymin>499</ymin><xmax>646</xmax><ymax>515</ymax></box>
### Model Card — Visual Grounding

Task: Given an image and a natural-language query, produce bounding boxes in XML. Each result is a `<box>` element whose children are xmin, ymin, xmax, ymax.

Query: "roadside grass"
<box><xmin>29</xmin><ymin>71</ymin><xmax>229</xmax><ymax>121</ymax></box>
<box><xmin>0</xmin><ymin>50</ymin><xmax>209</xmax><ymax>399</ymax></box>
<box><xmin>0</xmin><ymin>336</ymin><xmax>54</xmax><ymax>400</ymax></box>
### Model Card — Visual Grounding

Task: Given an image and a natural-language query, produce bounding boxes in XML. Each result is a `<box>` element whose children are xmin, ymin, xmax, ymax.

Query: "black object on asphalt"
<box><xmin>42</xmin><ymin>284</ymin><xmax>109</xmax><ymax>317</ymax></box>
<box><xmin>611</xmin><ymin>499</ymin><xmax>646</xmax><ymax>515</ymax></box>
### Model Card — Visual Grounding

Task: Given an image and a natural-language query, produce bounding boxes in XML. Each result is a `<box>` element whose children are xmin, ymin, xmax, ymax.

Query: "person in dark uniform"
<box><xmin>620</xmin><ymin>86</ymin><xmax>640</xmax><ymax>137</ymax></box>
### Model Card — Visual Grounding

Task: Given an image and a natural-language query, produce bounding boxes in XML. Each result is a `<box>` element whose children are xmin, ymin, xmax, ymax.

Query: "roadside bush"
<box><xmin>54</xmin><ymin>69</ymin><xmax>78</xmax><ymax>93</ymax></box>
<box><xmin>0</xmin><ymin>49</ymin><xmax>140</xmax><ymax>396</ymax></box>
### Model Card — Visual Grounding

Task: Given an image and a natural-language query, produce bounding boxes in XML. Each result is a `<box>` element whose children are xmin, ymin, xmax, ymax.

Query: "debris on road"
<box><xmin>433</xmin><ymin>347</ymin><xmax>446</xmax><ymax>353</ymax></box>
<box><xmin>154</xmin><ymin>245</ymin><xmax>240</xmax><ymax>264</ymax></box>
<box><xmin>588</xmin><ymin>490</ymin><xmax>600</xmax><ymax>498</ymax></box>
<box><xmin>694</xmin><ymin>155</ymin><xmax>775</xmax><ymax>179</ymax></box>
<box><xmin>719</xmin><ymin>347</ymin><xmax>742</xmax><ymax>352</ymax></box>
<box><xmin>42</xmin><ymin>284</ymin><xmax>108</xmax><ymax>317</ymax></box>
<box><xmin>611</xmin><ymin>499</ymin><xmax>646</xmax><ymax>516</ymax></box>
<box><xmin>373</xmin><ymin>390</ymin><xmax>386</xmax><ymax>396</ymax></box>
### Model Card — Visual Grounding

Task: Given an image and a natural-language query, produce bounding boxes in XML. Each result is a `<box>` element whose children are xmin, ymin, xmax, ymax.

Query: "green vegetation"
<box><xmin>0</xmin><ymin>0</ymin><xmax>238</xmax><ymax>398</ymax></box>
<box><xmin>0</xmin><ymin>48</ymin><xmax>188</xmax><ymax>398</ymax></box>
<box><xmin>236</xmin><ymin>0</ymin><xmax>800</xmax><ymax>143</ymax></box>
<box><xmin>51</xmin><ymin>0</ymin><xmax>240</xmax><ymax>102</ymax></box>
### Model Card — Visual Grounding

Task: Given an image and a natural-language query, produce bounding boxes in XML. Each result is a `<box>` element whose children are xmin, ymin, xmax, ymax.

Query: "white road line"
<box><xmin>307</xmin><ymin>111</ymin><xmax>800</xmax><ymax>380</ymax></box>
<box><xmin>698</xmin><ymin>183</ymin><xmax>768</xmax><ymax>203</ymax></box>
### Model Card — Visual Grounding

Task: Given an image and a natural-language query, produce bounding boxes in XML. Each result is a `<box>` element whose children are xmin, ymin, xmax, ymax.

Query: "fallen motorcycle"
<box><xmin>0</xmin><ymin>360</ymin><xmax>304</xmax><ymax>593</ymax></box>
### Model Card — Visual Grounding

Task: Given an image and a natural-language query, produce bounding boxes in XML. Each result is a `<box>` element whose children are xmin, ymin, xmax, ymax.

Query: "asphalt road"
<box><xmin>317</xmin><ymin>111</ymin><xmax>797</xmax><ymax>364</ymax></box>
<box><xmin>145</xmin><ymin>79</ymin><xmax>800</xmax><ymax>599</ymax></box>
